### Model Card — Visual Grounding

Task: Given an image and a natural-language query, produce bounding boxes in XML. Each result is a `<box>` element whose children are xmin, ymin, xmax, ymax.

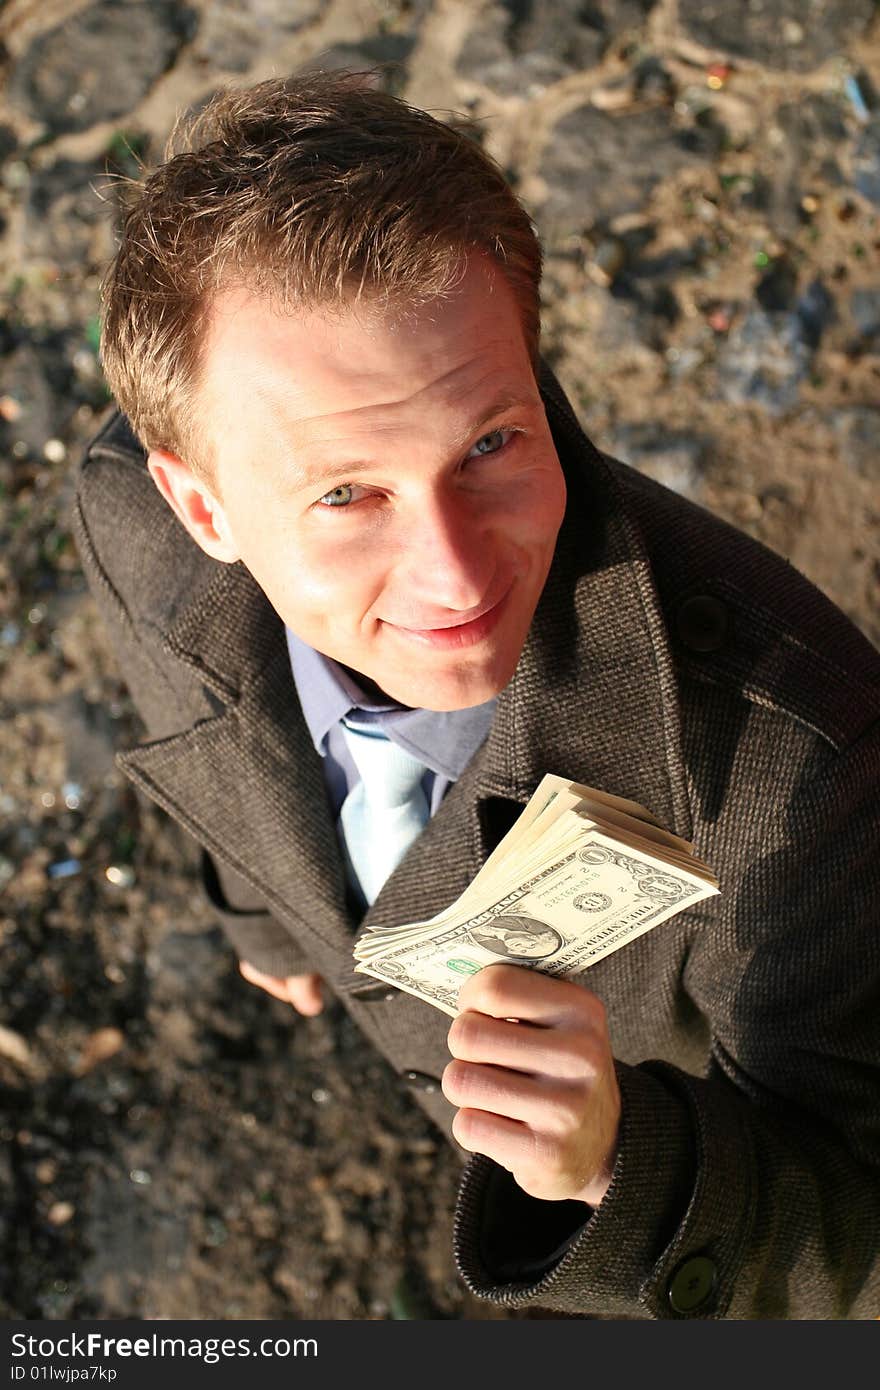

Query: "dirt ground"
<box><xmin>1</xmin><ymin>0</ymin><xmax>878</xmax><ymax>1320</ymax></box>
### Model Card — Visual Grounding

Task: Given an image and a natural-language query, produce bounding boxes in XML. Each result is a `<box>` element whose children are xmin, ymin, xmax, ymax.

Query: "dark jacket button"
<box><xmin>350</xmin><ymin>981</ymin><xmax>400</xmax><ymax>1002</ymax></box>
<box><xmin>401</xmin><ymin>1070</ymin><xmax>442</xmax><ymax>1094</ymax></box>
<box><xmin>675</xmin><ymin>595</ymin><xmax>729</xmax><ymax>653</ymax></box>
<box><xmin>667</xmin><ymin>1255</ymin><xmax>718</xmax><ymax>1313</ymax></box>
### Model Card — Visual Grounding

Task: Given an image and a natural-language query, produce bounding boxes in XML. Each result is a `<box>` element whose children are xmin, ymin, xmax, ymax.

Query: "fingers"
<box><xmin>443</xmin><ymin>1058</ymin><xmax>590</xmax><ymax>1133</ymax></box>
<box><xmin>451</xmin><ymin>1106</ymin><xmax>537</xmax><ymax>1168</ymax></box>
<box><xmin>285</xmin><ymin>973</ymin><xmax>324</xmax><ymax>1016</ymax></box>
<box><xmin>447</xmin><ymin>1007</ymin><xmax>604</xmax><ymax>1081</ymax></box>
<box><xmin>449</xmin><ymin>1105</ymin><xmax>587</xmax><ymax>1203</ymax></box>
<box><xmin>238</xmin><ymin>961</ymin><xmax>324</xmax><ymax>1015</ymax></box>
<box><xmin>239</xmin><ymin>959</ymin><xmax>290</xmax><ymax>1002</ymax></box>
<box><xmin>456</xmin><ymin>962</ymin><xmax>602</xmax><ymax>1028</ymax></box>
<box><xmin>444</xmin><ymin>964</ymin><xmax>621</xmax><ymax>1205</ymax></box>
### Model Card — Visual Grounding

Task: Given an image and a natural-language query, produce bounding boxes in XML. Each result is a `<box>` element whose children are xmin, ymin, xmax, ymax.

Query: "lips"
<box><xmin>384</xmin><ymin>580</ymin><xmax>514</xmax><ymax>651</ymax></box>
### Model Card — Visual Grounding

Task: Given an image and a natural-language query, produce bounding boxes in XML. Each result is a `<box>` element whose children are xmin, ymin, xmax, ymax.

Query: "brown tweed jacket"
<box><xmin>72</xmin><ymin>367</ymin><xmax>880</xmax><ymax>1319</ymax></box>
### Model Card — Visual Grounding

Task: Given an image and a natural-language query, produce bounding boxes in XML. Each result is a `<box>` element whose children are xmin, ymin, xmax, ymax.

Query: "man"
<box><xmin>74</xmin><ymin>71</ymin><xmax>880</xmax><ymax>1318</ymax></box>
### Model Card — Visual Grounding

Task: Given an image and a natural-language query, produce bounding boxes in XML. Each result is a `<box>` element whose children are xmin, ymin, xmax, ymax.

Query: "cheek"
<box><xmin>268</xmin><ymin>528</ymin><xmax>390</xmax><ymax>622</ymax></box>
<box><xmin>506</xmin><ymin>465</ymin><xmax>566</xmax><ymax>544</ymax></box>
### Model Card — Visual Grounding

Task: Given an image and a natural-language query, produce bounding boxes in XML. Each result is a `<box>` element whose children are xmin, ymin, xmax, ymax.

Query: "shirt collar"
<box><xmin>285</xmin><ymin>626</ymin><xmax>496</xmax><ymax>781</ymax></box>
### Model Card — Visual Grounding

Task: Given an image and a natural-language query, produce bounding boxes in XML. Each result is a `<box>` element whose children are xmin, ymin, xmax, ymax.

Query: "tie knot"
<box><xmin>341</xmin><ymin>723</ymin><xmax>427</xmax><ymax>810</ymax></box>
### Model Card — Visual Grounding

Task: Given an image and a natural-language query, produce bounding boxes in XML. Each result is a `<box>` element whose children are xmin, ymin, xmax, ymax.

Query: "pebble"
<box><xmin>47</xmin><ymin>859</ymin><xmax>81</xmax><ymax>880</ymax></box>
<box><xmin>0</xmin><ymin>1025</ymin><xmax>34</xmax><ymax>1071</ymax></box>
<box><xmin>850</xmin><ymin>288</ymin><xmax>880</xmax><ymax>343</ymax></box>
<box><xmin>129</xmin><ymin>1169</ymin><xmax>152</xmax><ymax>1185</ymax></box>
<box><xmin>588</xmin><ymin>238</ymin><xmax>627</xmax><ymax>287</ymax></box>
<box><xmin>717</xmin><ymin>307</ymin><xmax>813</xmax><ymax>414</ymax></box>
<box><xmin>457</xmin><ymin>0</ymin><xmax>637</xmax><ymax>94</ymax></box>
<box><xmin>47</xmin><ymin>1200</ymin><xmax>75</xmax><ymax>1226</ymax></box>
<box><xmin>43</xmin><ymin>438</ymin><xmax>66</xmax><ymax>463</ymax></box>
<box><xmin>678</xmin><ymin>0</ymin><xmax>875</xmax><ymax>72</ymax></box>
<box><xmin>831</xmin><ymin>408</ymin><xmax>880</xmax><ymax>481</ymax></box>
<box><xmin>75</xmin><ymin>1027</ymin><xmax>125</xmax><ymax>1075</ymax></box>
<box><xmin>796</xmin><ymin>279</ymin><xmax>836</xmax><ymax>349</ymax></box>
<box><xmin>105</xmin><ymin>864</ymin><xmax>136</xmax><ymax>888</ymax></box>
<box><xmin>844</xmin><ymin>74</ymin><xmax>871</xmax><ymax>125</ymax></box>
<box><xmin>8</xmin><ymin>3</ymin><xmax>194</xmax><ymax>134</ymax></box>
<box><xmin>538</xmin><ymin>105</ymin><xmax>702</xmax><ymax>235</ymax></box>
<box><xmin>852</xmin><ymin>114</ymin><xmax>880</xmax><ymax>206</ymax></box>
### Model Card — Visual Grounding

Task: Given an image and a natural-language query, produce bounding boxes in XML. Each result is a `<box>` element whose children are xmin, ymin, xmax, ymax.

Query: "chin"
<box><xmin>384</xmin><ymin>655</ymin><xmax>517</xmax><ymax>712</ymax></box>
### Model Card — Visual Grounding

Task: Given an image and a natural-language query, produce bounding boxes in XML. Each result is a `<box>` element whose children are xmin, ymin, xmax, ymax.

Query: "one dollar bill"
<box><xmin>353</xmin><ymin>774</ymin><xmax>719</xmax><ymax>1017</ymax></box>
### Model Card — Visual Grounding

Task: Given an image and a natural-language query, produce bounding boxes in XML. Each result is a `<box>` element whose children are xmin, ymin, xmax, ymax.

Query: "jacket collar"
<box><xmin>117</xmin><ymin>367</ymin><xmax>692</xmax><ymax>974</ymax></box>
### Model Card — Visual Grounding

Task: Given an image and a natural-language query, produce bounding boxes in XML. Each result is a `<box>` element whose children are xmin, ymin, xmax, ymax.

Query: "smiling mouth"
<box><xmin>384</xmin><ymin>581</ymin><xmax>514</xmax><ymax>649</ymax></box>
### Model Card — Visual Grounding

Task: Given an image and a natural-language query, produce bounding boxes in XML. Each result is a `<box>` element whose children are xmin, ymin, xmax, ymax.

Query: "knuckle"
<box><xmin>447</xmin><ymin>1011</ymin><xmax>481</xmax><ymax>1057</ymax></box>
<box><xmin>451</xmin><ymin>1107</ymin><xmax>480</xmax><ymax>1152</ymax></box>
<box><xmin>556</xmin><ymin>1033</ymin><xmax>601</xmax><ymax>1081</ymax></box>
<box><xmin>442</xmin><ymin>1059</ymin><xmax>477</xmax><ymax>1104</ymax></box>
<box><xmin>531</xmin><ymin>1127</ymin><xmax>564</xmax><ymax>1174</ymax></box>
<box><xmin>473</xmin><ymin>964</ymin><xmax>516</xmax><ymax>1012</ymax></box>
<box><xmin>544</xmin><ymin>1089</ymin><xmax>585</xmax><ymax>1138</ymax></box>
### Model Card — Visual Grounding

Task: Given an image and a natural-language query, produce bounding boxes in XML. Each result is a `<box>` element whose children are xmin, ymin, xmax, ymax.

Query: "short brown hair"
<box><xmin>100</xmin><ymin>71</ymin><xmax>543</xmax><ymax>482</ymax></box>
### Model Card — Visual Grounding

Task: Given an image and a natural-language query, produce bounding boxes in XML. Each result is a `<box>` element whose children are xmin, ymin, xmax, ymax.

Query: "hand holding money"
<box><xmin>443</xmin><ymin>963</ymin><xmax>621</xmax><ymax>1207</ymax></box>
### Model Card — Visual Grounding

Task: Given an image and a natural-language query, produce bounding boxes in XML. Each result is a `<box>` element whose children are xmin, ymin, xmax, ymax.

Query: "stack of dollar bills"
<box><xmin>353</xmin><ymin>773</ymin><xmax>719</xmax><ymax>1017</ymax></box>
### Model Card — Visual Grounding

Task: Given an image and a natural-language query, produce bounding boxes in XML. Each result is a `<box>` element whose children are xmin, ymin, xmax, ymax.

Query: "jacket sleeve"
<box><xmin>70</xmin><ymin>414</ymin><xmax>315</xmax><ymax>980</ymax></box>
<box><xmin>453</xmin><ymin>720</ymin><xmax>880</xmax><ymax>1318</ymax></box>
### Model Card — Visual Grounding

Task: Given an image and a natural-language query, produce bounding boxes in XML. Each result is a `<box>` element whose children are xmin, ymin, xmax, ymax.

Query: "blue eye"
<box><xmin>469</xmin><ymin>429</ymin><xmax>510</xmax><ymax>457</ymax></box>
<box><xmin>318</xmin><ymin>484</ymin><xmax>355</xmax><ymax>507</ymax></box>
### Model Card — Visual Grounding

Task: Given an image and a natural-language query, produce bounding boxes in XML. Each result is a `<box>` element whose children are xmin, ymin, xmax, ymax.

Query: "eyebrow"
<box><xmin>287</xmin><ymin>389</ymin><xmax>539</xmax><ymax>491</ymax></box>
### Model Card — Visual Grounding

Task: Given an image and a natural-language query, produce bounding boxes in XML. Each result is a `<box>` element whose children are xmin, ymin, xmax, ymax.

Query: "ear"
<box><xmin>146</xmin><ymin>449</ymin><xmax>240</xmax><ymax>563</ymax></box>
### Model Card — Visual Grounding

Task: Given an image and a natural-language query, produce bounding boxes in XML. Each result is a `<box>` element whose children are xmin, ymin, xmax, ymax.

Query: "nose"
<box><xmin>395</xmin><ymin>487</ymin><xmax>497</xmax><ymax>618</ymax></box>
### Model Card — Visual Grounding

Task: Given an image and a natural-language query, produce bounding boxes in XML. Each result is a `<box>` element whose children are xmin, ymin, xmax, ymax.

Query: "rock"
<box><xmin>193</xmin><ymin>0</ymin><xmax>328</xmax><ymax>72</ymax></box>
<box><xmin>25</xmin><ymin>158</ymin><xmax>117</xmax><ymax>271</ymax></box>
<box><xmin>0</xmin><ymin>342</ymin><xmax>61</xmax><ymax>459</ymax></box>
<box><xmin>152</xmin><ymin>929</ymin><xmax>226</xmax><ymax>1002</ymax></box>
<box><xmin>457</xmin><ymin>0</ymin><xmax>654</xmax><ymax>94</ymax></box>
<box><xmin>852</xmin><ymin>115</ymin><xmax>880</xmax><ymax>207</ymax></box>
<box><xmin>52</xmin><ymin>691</ymin><xmax>119</xmax><ymax>787</ymax></box>
<box><xmin>850</xmin><ymin>288</ymin><xmax>880</xmax><ymax>345</ymax></box>
<box><xmin>764</xmin><ymin>95</ymin><xmax>848</xmax><ymax>231</ymax></box>
<box><xmin>574</xmin><ymin>282</ymin><xmax>672</xmax><ymax>359</ymax></box>
<box><xmin>8</xmin><ymin>2</ymin><xmax>196</xmax><ymax>135</ymax></box>
<box><xmin>0</xmin><ymin>1024</ymin><xmax>36</xmax><ymax>1074</ymax></box>
<box><xmin>678</xmin><ymin>0</ymin><xmax>875</xmax><ymax>73</ymax></box>
<box><xmin>0</xmin><ymin>126</ymin><xmax>18</xmax><ymax>165</ymax></box>
<box><xmin>795</xmin><ymin>279</ymin><xmax>835</xmax><ymax>350</ymax></box>
<box><xmin>300</xmin><ymin>35</ymin><xmax>419</xmax><ymax>92</ymax></box>
<box><xmin>755</xmin><ymin>256</ymin><xmax>798</xmax><ymax>313</ymax></box>
<box><xmin>538</xmin><ymin>106</ymin><xmax>703</xmax><ymax>237</ymax></box>
<box><xmin>74</xmin><ymin>1028</ymin><xmax>126</xmax><ymax>1077</ymax></box>
<box><xmin>831</xmin><ymin>408</ymin><xmax>880</xmax><ymax>481</ymax></box>
<box><xmin>48</xmin><ymin>1200</ymin><xmax>75</xmax><ymax>1226</ymax></box>
<box><xmin>606</xmin><ymin>425</ymin><xmax>706</xmax><ymax>500</ymax></box>
<box><xmin>776</xmin><ymin>94</ymin><xmax>848</xmax><ymax>150</ymax></box>
<box><xmin>717</xmin><ymin>307</ymin><xmax>812</xmax><ymax>414</ymax></box>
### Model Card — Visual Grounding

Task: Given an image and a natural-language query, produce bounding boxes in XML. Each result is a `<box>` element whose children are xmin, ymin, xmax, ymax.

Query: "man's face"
<box><xmin>198</xmin><ymin>255</ymin><xmax>567</xmax><ymax>710</ymax></box>
<box><xmin>504</xmin><ymin>932</ymin><xmax>557</xmax><ymax>957</ymax></box>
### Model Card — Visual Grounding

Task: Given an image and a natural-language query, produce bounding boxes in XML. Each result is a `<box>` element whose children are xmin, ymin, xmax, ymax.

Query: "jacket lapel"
<box><xmin>117</xmin><ymin>373</ymin><xmax>692</xmax><ymax>974</ymax></box>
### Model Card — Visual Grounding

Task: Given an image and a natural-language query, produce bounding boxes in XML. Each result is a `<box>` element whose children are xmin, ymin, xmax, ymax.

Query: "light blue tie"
<box><xmin>338</xmin><ymin>721</ymin><xmax>431</xmax><ymax>906</ymax></box>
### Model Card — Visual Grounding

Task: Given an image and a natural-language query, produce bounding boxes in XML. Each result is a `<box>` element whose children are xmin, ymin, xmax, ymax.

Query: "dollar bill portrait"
<box><xmin>467</xmin><ymin>916</ymin><xmax>563</xmax><ymax>960</ymax></box>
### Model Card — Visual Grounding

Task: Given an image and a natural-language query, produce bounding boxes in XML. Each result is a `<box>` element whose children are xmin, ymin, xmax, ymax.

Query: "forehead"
<box><xmin>198</xmin><ymin>255</ymin><xmax>536</xmax><ymax>457</ymax></box>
